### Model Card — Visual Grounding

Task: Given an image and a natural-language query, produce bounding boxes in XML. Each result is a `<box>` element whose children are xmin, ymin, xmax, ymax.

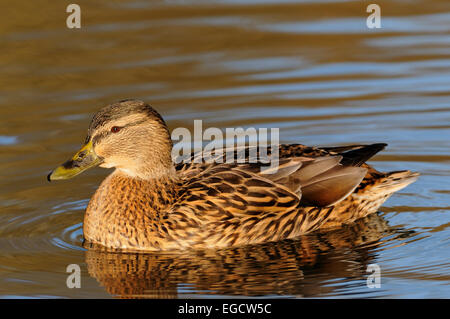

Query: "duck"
<box><xmin>48</xmin><ymin>99</ymin><xmax>419</xmax><ymax>251</ymax></box>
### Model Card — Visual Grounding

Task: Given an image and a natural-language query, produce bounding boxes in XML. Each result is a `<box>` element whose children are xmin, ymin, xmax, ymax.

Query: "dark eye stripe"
<box><xmin>89</xmin><ymin>118</ymin><xmax>149</xmax><ymax>145</ymax></box>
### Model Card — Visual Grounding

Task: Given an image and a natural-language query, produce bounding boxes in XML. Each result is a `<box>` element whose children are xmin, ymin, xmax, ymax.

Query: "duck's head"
<box><xmin>48</xmin><ymin>99</ymin><xmax>174</xmax><ymax>181</ymax></box>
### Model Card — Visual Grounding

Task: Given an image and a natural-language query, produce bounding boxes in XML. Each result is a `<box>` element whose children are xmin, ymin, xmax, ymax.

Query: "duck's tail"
<box><xmin>323</xmin><ymin>143</ymin><xmax>419</xmax><ymax>195</ymax></box>
<box><xmin>319</xmin><ymin>170</ymin><xmax>419</xmax><ymax>230</ymax></box>
<box><xmin>354</xmin><ymin>170</ymin><xmax>419</xmax><ymax>216</ymax></box>
<box><xmin>368</xmin><ymin>170</ymin><xmax>419</xmax><ymax>196</ymax></box>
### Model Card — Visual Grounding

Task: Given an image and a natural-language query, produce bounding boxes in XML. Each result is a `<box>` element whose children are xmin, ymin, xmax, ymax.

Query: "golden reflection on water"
<box><xmin>84</xmin><ymin>214</ymin><xmax>395</xmax><ymax>298</ymax></box>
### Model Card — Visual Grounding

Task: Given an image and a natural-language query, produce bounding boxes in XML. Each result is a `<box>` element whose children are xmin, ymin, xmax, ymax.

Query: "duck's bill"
<box><xmin>47</xmin><ymin>141</ymin><xmax>102</xmax><ymax>181</ymax></box>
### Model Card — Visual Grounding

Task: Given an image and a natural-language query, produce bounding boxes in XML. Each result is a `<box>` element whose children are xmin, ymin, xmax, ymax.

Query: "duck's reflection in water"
<box><xmin>84</xmin><ymin>213</ymin><xmax>395</xmax><ymax>298</ymax></box>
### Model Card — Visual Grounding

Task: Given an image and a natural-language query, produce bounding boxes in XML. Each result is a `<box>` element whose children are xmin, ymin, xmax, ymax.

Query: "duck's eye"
<box><xmin>111</xmin><ymin>126</ymin><xmax>121</xmax><ymax>133</ymax></box>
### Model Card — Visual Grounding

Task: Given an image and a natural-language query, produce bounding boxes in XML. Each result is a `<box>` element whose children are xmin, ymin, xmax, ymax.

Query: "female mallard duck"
<box><xmin>48</xmin><ymin>99</ymin><xmax>418</xmax><ymax>251</ymax></box>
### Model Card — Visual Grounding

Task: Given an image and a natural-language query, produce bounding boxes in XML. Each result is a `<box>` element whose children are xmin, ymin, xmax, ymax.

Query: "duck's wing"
<box><xmin>173</xmin><ymin>162</ymin><xmax>301</xmax><ymax>218</ymax></box>
<box><xmin>166</xmin><ymin>157</ymin><xmax>366</xmax><ymax>248</ymax></box>
<box><xmin>165</xmin><ymin>164</ymin><xmax>303</xmax><ymax>248</ymax></box>
<box><xmin>176</xmin><ymin>143</ymin><xmax>386</xmax><ymax>171</ymax></box>
<box><xmin>319</xmin><ymin>143</ymin><xmax>387</xmax><ymax>166</ymax></box>
<box><xmin>177</xmin><ymin>155</ymin><xmax>367</xmax><ymax>211</ymax></box>
<box><xmin>235</xmin><ymin>156</ymin><xmax>367</xmax><ymax>207</ymax></box>
<box><xmin>174</xmin><ymin>144</ymin><xmax>329</xmax><ymax>175</ymax></box>
<box><xmin>175</xmin><ymin>143</ymin><xmax>387</xmax><ymax>207</ymax></box>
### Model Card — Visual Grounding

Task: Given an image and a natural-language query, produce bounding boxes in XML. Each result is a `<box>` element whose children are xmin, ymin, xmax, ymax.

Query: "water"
<box><xmin>0</xmin><ymin>0</ymin><xmax>449</xmax><ymax>298</ymax></box>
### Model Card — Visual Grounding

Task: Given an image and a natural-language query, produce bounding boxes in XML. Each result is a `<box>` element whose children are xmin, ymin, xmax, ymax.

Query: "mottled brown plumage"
<box><xmin>84</xmin><ymin>213</ymin><xmax>393</xmax><ymax>298</ymax></box>
<box><xmin>48</xmin><ymin>99</ymin><xmax>419</xmax><ymax>251</ymax></box>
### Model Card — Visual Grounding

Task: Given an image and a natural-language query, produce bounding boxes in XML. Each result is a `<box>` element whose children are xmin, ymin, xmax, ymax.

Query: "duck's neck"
<box><xmin>108</xmin><ymin>169</ymin><xmax>179</xmax><ymax>212</ymax></box>
<box><xmin>114</xmin><ymin>168</ymin><xmax>174</xmax><ymax>181</ymax></box>
<box><xmin>115</xmin><ymin>160</ymin><xmax>177</xmax><ymax>181</ymax></box>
